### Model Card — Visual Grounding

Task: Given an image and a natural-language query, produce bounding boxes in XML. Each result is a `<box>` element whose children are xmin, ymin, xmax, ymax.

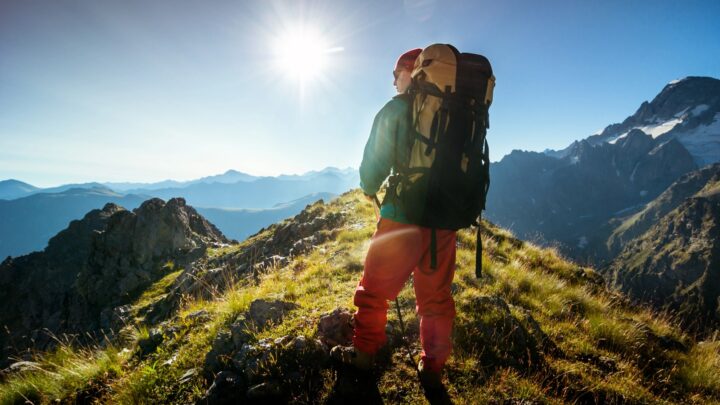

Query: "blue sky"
<box><xmin>1</xmin><ymin>0</ymin><xmax>719</xmax><ymax>187</ymax></box>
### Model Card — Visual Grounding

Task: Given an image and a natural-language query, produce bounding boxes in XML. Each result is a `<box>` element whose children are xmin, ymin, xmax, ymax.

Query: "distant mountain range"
<box><xmin>0</xmin><ymin>179</ymin><xmax>40</xmax><ymax>200</ymax></box>
<box><xmin>486</xmin><ymin>76</ymin><xmax>720</xmax><ymax>331</ymax></box>
<box><xmin>0</xmin><ymin>187</ymin><xmax>148</xmax><ymax>259</ymax></box>
<box><xmin>196</xmin><ymin>192</ymin><xmax>336</xmax><ymax>242</ymax></box>
<box><xmin>123</xmin><ymin>169</ymin><xmax>355</xmax><ymax>209</ymax></box>
<box><xmin>0</xmin><ymin>167</ymin><xmax>357</xmax><ymax>258</ymax></box>
<box><xmin>0</xmin><ymin>167</ymin><xmax>357</xmax><ymax>198</ymax></box>
<box><xmin>102</xmin><ymin>169</ymin><xmax>259</xmax><ymax>192</ymax></box>
<box><xmin>487</xmin><ymin>76</ymin><xmax>719</xmax><ymax>261</ymax></box>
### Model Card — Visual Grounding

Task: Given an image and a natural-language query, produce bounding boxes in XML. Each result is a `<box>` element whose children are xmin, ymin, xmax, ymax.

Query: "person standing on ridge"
<box><xmin>331</xmin><ymin>48</ymin><xmax>456</xmax><ymax>395</ymax></box>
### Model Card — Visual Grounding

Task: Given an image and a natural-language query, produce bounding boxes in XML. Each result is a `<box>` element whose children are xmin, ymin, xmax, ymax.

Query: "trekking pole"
<box><xmin>369</xmin><ymin>194</ymin><xmax>417</xmax><ymax>368</ymax></box>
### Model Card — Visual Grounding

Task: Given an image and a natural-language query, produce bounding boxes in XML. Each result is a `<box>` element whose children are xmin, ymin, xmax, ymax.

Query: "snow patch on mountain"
<box><xmin>607</xmin><ymin>117</ymin><xmax>684</xmax><ymax>145</ymax></box>
<box><xmin>637</xmin><ymin>118</ymin><xmax>684</xmax><ymax>138</ymax></box>
<box><xmin>675</xmin><ymin>113</ymin><xmax>720</xmax><ymax>166</ymax></box>
<box><xmin>608</xmin><ymin>131</ymin><xmax>630</xmax><ymax>144</ymax></box>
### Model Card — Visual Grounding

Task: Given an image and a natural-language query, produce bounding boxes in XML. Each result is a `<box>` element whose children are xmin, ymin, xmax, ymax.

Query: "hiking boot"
<box><xmin>417</xmin><ymin>359</ymin><xmax>443</xmax><ymax>392</ymax></box>
<box><xmin>330</xmin><ymin>345</ymin><xmax>375</xmax><ymax>371</ymax></box>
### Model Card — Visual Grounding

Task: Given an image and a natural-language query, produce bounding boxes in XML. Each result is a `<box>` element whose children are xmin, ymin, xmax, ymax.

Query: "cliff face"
<box><xmin>0</xmin><ymin>197</ymin><xmax>227</xmax><ymax>364</ymax></box>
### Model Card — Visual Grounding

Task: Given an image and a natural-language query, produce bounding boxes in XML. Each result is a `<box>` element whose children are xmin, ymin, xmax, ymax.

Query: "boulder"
<box><xmin>204</xmin><ymin>331</ymin><xmax>233</xmax><ymax>377</ymax></box>
<box><xmin>247</xmin><ymin>299</ymin><xmax>298</xmax><ymax>327</ymax></box>
<box><xmin>317</xmin><ymin>308</ymin><xmax>354</xmax><ymax>348</ymax></box>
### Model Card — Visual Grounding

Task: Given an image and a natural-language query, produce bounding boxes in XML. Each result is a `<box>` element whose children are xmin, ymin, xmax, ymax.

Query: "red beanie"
<box><xmin>394</xmin><ymin>48</ymin><xmax>422</xmax><ymax>72</ymax></box>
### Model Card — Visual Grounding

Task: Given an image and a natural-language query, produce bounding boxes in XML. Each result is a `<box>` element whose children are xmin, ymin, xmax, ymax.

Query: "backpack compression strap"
<box><xmin>476</xmin><ymin>221</ymin><xmax>482</xmax><ymax>278</ymax></box>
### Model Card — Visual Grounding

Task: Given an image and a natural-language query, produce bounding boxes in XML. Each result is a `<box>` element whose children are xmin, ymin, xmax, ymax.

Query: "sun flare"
<box><xmin>272</xmin><ymin>25</ymin><xmax>341</xmax><ymax>84</ymax></box>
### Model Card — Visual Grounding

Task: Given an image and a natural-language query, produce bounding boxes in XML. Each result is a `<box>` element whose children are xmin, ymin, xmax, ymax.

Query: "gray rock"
<box><xmin>291</xmin><ymin>335</ymin><xmax>308</xmax><ymax>351</ymax></box>
<box><xmin>99</xmin><ymin>305</ymin><xmax>132</xmax><ymax>331</ymax></box>
<box><xmin>267</xmin><ymin>255</ymin><xmax>288</xmax><ymax>268</ymax></box>
<box><xmin>246</xmin><ymin>380</ymin><xmax>282</xmax><ymax>400</ymax></box>
<box><xmin>204</xmin><ymin>331</ymin><xmax>233</xmax><ymax>376</ymax></box>
<box><xmin>0</xmin><ymin>196</ymin><xmax>229</xmax><ymax>366</ymax></box>
<box><xmin>247</xmin><ymin>299</ymin><xmax>298</xmax><ymax>327</ymax></box>
<box><xmin>317</xmin><ymin>308</ymin><xmax>354</xmax><ymax>347</ymax></box>
<box><xmin>230</xmin><ymin>343</ymin><xmax>254</xmax><ymax>371</ymax></box>
<box><xmin>230</xmin><ymin>315</ymin><xmax>252</xmax><ymax>348</ymax></box>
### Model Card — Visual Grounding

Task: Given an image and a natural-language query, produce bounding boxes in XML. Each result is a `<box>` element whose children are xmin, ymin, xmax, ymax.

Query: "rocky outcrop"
<box><xmin>142</xmin><ymin>200</ymin><xmax>345</xmax><ymax>323</ymax></box>
<box><xmin>0</xmin><ymin>198</ymin><xmax>228</xmax><ymax>366</ymax></box>
<box><xmin>201</xmin><ymin>299</ymin><xmax>326</xmax><ymax>403</ymax></box>
<box><xmin>75</xmin><ymin>198</ymin><xmax>226</xmax><ymax>308</ymax></box>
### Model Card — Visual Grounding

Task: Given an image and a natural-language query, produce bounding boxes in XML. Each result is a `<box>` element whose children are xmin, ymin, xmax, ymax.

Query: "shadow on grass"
<box><xmin>325</xmin><ymin>367</ymin><xmax>383</xmax><ymax>405</ymax></box>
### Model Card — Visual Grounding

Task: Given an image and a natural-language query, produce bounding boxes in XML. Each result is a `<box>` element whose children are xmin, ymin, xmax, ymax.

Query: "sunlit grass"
<box><xmin>677</xmin><ymin>339</ymin><xmax>720</xmax><ymax>394</ymax></box>
<box><xmin>0</xmin><ymin>344</ymin><xmax>128</xmax><ymax>405</ymax></box>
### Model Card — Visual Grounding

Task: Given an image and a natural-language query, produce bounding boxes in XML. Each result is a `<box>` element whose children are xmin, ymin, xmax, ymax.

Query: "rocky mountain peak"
<box><xmin>622</xmin><ymin>77</ymin><xmax>720</xmax><ymax>128</ymax></box>
<box><xmin>547</xmin><ymin>76</ymin><xmax>720</xmax><ymax>165</ymax></box>
<box><xmin>44</xmin><ymin>202</ymin><xmax>126</xmax><ymax>261</ymax></box>
<box><xmin>652</xmin><ymin>77</ymin><xmax>720</xmax><ymax>113</ymax></box>
<box><xmin>0</xmin><ymin>197</ymin><xmax>229</xmax><ymax>363</ymax></box>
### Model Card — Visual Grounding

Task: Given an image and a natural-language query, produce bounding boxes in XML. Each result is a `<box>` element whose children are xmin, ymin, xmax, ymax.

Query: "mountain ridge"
<box><xmin>545</xmin><ymin>76</ymin><xmax>720</xmax><ymax>166</ymax></box>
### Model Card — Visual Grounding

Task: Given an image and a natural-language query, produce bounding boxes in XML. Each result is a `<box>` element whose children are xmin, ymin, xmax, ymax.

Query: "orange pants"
<box><xmin>353</xmin><ymin>218</ymin><xmax>457</xmax><ymax>372</ymax></box>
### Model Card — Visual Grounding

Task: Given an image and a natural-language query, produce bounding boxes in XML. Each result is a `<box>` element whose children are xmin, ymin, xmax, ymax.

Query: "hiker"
<box><xmin>331</xmin><ymin>44</ymin><xmax>494</xmax><ymax>398</ymax></box>
<box><xmin>331</xmin><ymin>47</ymin><xmax>454</xmax><ymax>393</ymax></box>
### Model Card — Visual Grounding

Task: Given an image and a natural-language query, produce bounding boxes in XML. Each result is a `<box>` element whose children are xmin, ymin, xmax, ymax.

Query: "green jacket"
<box><xmin>359</xmin><ymin>95</ymin><xmax>412</xmax><ymax>224</ymax></box>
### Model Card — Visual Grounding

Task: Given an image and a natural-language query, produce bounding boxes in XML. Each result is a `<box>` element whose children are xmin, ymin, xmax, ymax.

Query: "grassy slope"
<box><xmin>1</xmin><ymin>190</ymin><xmax>719</xmax><ymax>404</ymax></box>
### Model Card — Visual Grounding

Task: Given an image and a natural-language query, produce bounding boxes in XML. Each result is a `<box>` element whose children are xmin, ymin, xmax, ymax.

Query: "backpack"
<box><xmin>388</xmin><ymin>43</ymin><xmax>495</xmax><ymax>278</ymax></box>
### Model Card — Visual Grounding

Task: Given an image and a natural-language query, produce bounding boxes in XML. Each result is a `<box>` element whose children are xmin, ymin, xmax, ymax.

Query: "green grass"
<box><xmin>677</xmin><ymin>339</ymin><xmax>720</xmax><ymax>394</ymax></box>
<box><xmin>0</xmin><ymin>344</ymin><xmax>128</xmax><ymax>405</ymax></box>
<box><xmin>132</xmin><ymin>268</ymin><xmax>183</xmax><ymax>315</ymax></box>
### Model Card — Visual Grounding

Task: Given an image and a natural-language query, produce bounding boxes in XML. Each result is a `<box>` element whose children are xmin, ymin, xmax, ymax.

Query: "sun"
<box><xmin>272</xmin><ymin>25</ymin><xmax>341</xmax><ymax>85</ymax></box>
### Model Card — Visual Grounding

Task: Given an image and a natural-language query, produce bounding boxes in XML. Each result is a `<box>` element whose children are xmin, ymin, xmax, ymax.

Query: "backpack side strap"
<box><xmin>476</xmin><ymin>221</ymin><xmax>483</xmax><ymax>279</ymax></box>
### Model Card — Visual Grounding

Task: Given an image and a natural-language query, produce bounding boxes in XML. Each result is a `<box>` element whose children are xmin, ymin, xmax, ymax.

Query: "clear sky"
<box><xmin>1</xmin><ymin>0</ymin><xmax>719</xmax><ymax>187</ymax></box>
